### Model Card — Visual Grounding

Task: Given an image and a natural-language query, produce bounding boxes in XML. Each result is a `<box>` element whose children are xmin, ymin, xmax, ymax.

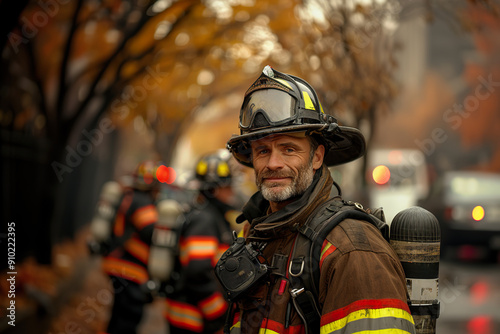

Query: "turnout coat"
<box><xmin>228</xmin><ymin>165</ymin><xmax>416</xmax><ymax>334</ymax></box>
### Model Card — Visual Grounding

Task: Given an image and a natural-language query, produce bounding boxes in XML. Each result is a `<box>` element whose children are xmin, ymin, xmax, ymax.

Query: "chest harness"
<box><xmin>215</xmin><ymin>197</ymin><xmax>388</xmax><ymax>334</ymax></box>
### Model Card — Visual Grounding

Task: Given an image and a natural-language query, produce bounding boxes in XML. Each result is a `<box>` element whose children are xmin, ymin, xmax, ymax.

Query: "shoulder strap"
<box><xmin>288</xmin><ymin>197</ymin><xmax>388</xmax><ymax>333</ymax></box>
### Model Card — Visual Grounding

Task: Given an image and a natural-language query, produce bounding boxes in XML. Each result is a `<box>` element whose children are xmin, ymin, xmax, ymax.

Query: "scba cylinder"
<box><xmin>390</xmin><ymin>206</ymin><xmax>441</xmax><ymax>334</ymax></box>
<box><xmin>148</xmin><ymin>199</ymin><xmax>184</xmax><ymax>282</ymax></box>
<box><xmin>90</xmin><ymin>181</ymin><xmax>123</xmax><ymax>241</ymax></box>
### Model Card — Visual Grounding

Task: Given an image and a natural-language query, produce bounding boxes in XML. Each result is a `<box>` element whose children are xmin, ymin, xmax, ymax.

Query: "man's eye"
<box><xmin>285</xmin><ymin>148</ymin><xmax>295</xmax><ymax>153</ymax></box>
<box><xmin>257</xmin><ymin>149</ymin><xmax>269</xmax><ymax>155</ymax></box>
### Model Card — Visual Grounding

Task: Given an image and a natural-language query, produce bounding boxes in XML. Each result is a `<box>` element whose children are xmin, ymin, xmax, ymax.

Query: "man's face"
<box><xmin>250</xmin><ymin>134</ymin><xmax>324</xmax><ymax>203</ymax></box>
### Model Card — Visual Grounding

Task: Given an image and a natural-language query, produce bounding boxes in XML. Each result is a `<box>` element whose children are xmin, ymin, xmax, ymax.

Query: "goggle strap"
<box><xmin>297</xmin><ymin>109</ymin><xmax>323</xmax><ymax>122</ymax></box>
<box><xmin>239</xmin><ymin>108</ymin><xmax>327</xmax><ymax>129</ymax></box>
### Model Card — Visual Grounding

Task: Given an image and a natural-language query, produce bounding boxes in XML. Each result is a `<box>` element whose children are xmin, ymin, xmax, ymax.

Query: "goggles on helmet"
<box><xmin>240</xmin><ymin>89</ymin><xmax>297</xmax><ymax>129</ymax></box>
<box><xmin>239</xmin><ymin>89</ymin><xmax>325</xmax><ymax>133</ymax></box>
<box><xmin>227</xmin><ymin>65</ymin><xmax>366</xmax><ymax>168</ymax></box>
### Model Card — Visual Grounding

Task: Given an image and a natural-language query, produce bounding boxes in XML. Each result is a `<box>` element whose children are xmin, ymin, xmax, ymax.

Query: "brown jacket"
<box><xmin>228</xmin><ymin>166</ymin><xmax>415</xmax><ymax>333</ymax></box>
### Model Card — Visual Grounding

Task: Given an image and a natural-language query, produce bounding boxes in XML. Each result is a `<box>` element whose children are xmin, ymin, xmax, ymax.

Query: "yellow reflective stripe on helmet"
<box><xmin>217</xmin><ymin>162</ymin><xmax>230</xmax><ymax>177</ymax></box>
<box><xmin>196</xmin><ymin>161</ymin><xmax>207</xmax><ymax>175</ymax></box>
<box><xmin>302</xmin><ymin>91</ymin><xmax>316</xmax><ymax>110</ymax></box>
<box><xmin>275</xmin><ymin>78</ymin><xmax>293</xmax><ymax>89</ymax></box>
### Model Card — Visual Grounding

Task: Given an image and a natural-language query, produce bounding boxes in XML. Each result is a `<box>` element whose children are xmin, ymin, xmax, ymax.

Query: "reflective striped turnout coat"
<box><xmin>228</xmin><ymin>166</ymin><xmax>416</xmax><ymax>334</ymax></box>
<box><xmin>164</xmin><ymin>195</ymin><xmax>234</xmax><ymax>333</ymax></box>
<box><xmin>102</xmin><ymin>188</ymin><xmax>158</xmax><ymax>285</ymax></box>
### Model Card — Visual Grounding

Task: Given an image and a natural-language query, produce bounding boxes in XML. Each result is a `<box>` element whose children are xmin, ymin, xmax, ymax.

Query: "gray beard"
<box><xmin>256</xmin><ymin>160</ymin><xmax>314</xmax><ymax>203</ymax></box>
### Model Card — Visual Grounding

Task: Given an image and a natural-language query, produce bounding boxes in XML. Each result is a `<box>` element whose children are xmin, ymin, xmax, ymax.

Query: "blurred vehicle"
<box><xmin>366</xmin><ymin>148</ymin><xmax>429</xmax><ymax>224</ymax></box>
<box><xmin>417</xmin><ymin>171</ymin><xmax>500</xmax><ymax>256</ymax></box>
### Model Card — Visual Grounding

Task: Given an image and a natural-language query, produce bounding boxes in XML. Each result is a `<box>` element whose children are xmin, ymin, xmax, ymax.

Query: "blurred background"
<box><xmin>1</xmin><ymin>0</ymin><xmax>499</xmax><ymax>333</ymax></box>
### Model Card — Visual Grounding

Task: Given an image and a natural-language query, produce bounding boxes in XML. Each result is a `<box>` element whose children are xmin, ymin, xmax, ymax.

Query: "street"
<box><xmin>437</xmin><ymin>255</ymin><xmax>500</xmax><ymax>333</ymax></box>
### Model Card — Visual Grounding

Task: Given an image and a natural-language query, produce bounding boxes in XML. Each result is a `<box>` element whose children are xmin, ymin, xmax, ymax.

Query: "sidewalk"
<box><xmin>0</xmin><ymin>227</ymin><xmax>168</xmax><ymax>334</ymax></box>
<box><xmin>46</xmin><ymin>255</ymin><xmax>168</xmax><ymax>334</ymax></box>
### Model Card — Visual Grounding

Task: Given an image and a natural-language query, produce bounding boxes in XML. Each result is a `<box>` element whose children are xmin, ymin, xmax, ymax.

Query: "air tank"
<box><xmin>148</xmin><ymin>199</ymin><xmax>184</xmax><ymax>282</ymax></box>
<box><xmin>88</xmin><ymin>181</ymin><xmax>123</xmax><ymax>255</ymax></box>
<box><xmin>390</xmin><ymin>206</ymin><xmax>441</xmax><ymax>334</ymax></box>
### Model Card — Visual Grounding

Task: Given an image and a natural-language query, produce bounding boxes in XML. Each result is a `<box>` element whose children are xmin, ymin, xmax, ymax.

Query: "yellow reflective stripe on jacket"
<box><xmin>259</xmin><ymin>328</ymin><xmax>280</xmax><ymax>334</ymax></box>
<box><xmin>230</xmin><ymin>321</ymin><xmax>241</xmax><ymax>334</ymax></box>
<box><xmin>320</xmin><ymin>298</ymin><xmax>415</xmax><ymax>334</ymax></box>
<box><xmin>259</xmin><ymin>319</ymin><xmax>281</xmax><ymax>334</ymax></box>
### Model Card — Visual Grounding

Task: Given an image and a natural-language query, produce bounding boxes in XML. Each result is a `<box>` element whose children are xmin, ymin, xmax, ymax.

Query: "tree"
<box><xmin>0</xmin><ymin>0</ymin><xmax>405</xmax><ymax>265</ymax></box>
<box><xmin>0</xmin><ymin>0</ymin><xmax>219</xmax><ymax>264</ymax></box>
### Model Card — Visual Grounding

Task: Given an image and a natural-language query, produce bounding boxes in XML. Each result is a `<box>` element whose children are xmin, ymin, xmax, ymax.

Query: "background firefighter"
<box><xmin>163</xmin><ymin>149</ymin><xmax>238</xmax><ymax>334</ymax></box>
<box><xmin>101</xmin><ymin>160</ymin><xmax>163</xmax><ymax>334</ymax></box>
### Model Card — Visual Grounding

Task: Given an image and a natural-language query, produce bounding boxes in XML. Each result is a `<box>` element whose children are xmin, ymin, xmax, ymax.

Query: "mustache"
<box><xmin>259</xmin><ymin>170</ymin><xmax>294</xmax><ymax>179</ymax></box>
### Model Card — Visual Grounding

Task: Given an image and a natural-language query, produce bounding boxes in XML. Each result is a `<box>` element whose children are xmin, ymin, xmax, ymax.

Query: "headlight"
<box><xmin>372</xmin><ymin>165</ymin><xmax>390</xmax><ymax>185</ymax></box>
<box><xmin>472</xmin><ymin>206</ymin><xmax>485</xmax><ymax>222</ymax></box>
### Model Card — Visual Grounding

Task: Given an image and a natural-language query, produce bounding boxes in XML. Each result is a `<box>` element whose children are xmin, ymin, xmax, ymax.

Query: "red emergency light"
<box><xmin>156</xmin><ymin>165</ymin><xmax>176</xmax><ymax>184</ymax></box>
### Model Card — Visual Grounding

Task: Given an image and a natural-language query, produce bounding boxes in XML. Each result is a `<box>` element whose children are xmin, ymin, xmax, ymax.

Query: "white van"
<box><xmin>366</xmin><ymin>148</ymin><xmax>429</xmax><ymax>224</ymax></box>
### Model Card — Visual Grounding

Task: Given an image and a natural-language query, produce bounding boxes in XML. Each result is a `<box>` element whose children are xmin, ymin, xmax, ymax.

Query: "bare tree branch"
<box><xmin>68</xmin><ymin>0</ymin><xmax>199</xmax><ymax>134</ymax></box>
<box><xmin>56</xmin><ymin>0</ymin><xmax>84</xmax><ymax>119</ymax></box>
<box><xmin>26</xmin><ymin>39</ymin><xmax>50</xmax><ymax>133</ymax></box>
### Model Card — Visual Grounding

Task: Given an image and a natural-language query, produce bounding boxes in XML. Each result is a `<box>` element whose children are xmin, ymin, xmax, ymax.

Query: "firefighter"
<box><xmin>218</xmin><ymin>66</ymin><xmax>416</xmax><ymax>333</ymax></box>
<box><xmin>101</xmin><ymin>160</ymin><xmax>163</xmax><ymax>334</ymax></box>
<box><xmin>164</xmin><ymin>149</ymin><xmax>236</xmax><ymax>334</ymax></box>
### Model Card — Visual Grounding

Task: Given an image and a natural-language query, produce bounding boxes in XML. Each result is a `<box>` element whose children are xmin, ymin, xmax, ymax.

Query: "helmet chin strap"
<box><xmin>332</xmin><ymin>180</ymin><xmax>342</xmax><ymax>196</ymax></box>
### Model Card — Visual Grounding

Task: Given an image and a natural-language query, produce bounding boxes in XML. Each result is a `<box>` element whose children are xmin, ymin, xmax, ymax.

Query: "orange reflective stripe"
<box><xmin>261</xmin><ymin>319</ymin><xmax>283</xmax><ymax>334</ymax></box>
<box><xmin>165</xmin><ymin>298</ymin><xmax>203</xmax><ymax>332</ymax></box>
<box><xmin>113</xmin><ymin>192</ymin><xmax>133</xmax><ymax>236</ymax></box>
<box><xmin>113</xmin><ymin>213</ymin><xmax>125</xmax><ymax>236</ymax></box>
<box><xmin>319</xmin><ymin>240</ymin><xmax>337</xmax><ymax>269</ymax></box>
<box><xmin>131</xmin><ymin>205</ymin><xmax>158</xmax><ymax>229</ymax></box>
<box><xmin>260</xmin><ymin>319</ymin><xmax>304</xmax><ymax>334</ymax></box>
<box><xmin>102</xmin><ymin>257</ymin><xmax>149</xmax><ymax>284</ymax></box>
<box><xmin>286</xmin><ymin>324</ymin><xmax>306</xmax><ymax>334</ymax></box>
<box><xmin>199</xmin><ymin>291</ymin><xmax>228</xmax><ymax>320</ymax></box>
<box><xmin>179</xmin><ymin>236</ymin><xmax>218</xmax><ymax>266</ymax></box>
<box><xmin>124</xmin><ymin>236</ymin><xmax>150</xmax><ymax>264</ymax></box>
<box><xmin>232</xmin><ymin>311</ymin><xmax>241</xmax><ymax>326</ymax></box>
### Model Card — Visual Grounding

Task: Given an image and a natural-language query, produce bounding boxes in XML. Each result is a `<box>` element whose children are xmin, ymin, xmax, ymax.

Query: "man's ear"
<box><xmin>312</xmin><ymin>144</ymin><xmax>325</xmax><ymax>170</ymax></box>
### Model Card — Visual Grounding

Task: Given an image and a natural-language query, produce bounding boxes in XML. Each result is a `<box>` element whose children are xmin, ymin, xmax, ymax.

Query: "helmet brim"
<box><xmin>320</xmin><ymin>126</ymin><xmax>366</xmax><ymax>167</ymax></box>
<box><xmin>227</xmin><ymin>124</ymin><xmax>366</xmax><ymax>167</ymax></box>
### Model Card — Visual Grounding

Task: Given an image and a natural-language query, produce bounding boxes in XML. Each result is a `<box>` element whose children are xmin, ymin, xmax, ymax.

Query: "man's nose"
<box><xmin>267</xmin><ymin>150</ymin><xmax>285</xmax><ymax>170</ymax></box>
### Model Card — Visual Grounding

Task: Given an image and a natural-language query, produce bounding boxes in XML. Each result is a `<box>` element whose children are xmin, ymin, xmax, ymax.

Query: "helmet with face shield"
<box><xmin>227</xmin><ymin>65</ymin><xmax>366</xmax><ymax>167</ymax></box>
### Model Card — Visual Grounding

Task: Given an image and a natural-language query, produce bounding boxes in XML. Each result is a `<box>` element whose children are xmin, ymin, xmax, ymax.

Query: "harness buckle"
<box><xmin>289</xmin><ymin>257</ymin><xmax>305</xmax><ymax>277</ymax></box>
<box><xmin>290</xmin><ymin>287</ymin><xmax>305</xmax><ymax>298</ymax></box>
